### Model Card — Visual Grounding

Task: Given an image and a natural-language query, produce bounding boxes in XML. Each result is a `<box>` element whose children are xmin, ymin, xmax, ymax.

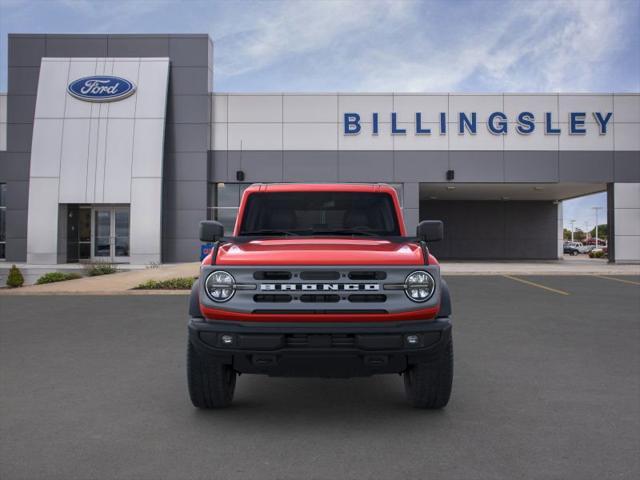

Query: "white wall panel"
<box><xmin>0</xmin><ymin>94</ymin><xmax>7</xmax><ymax>122</ymax></box>
<box><xmin>58</xmin><ymin>119</ymin><xmax>91</xmax><ymax>203</ymax></box>
<box><xmin>106</xmin><ymin>60</ymin><xmax>140</xmax><ymax>118</ymax></box>
<box><xmin>228</xmin><ymin>95</ymin><xmax>282</xmax><ymax>123</ymax></box>
<box><xmin>450</xmin><ymin>95</ymin><xmax>502</xmax><ymax>120</ymax></box>
<box><xmin>615</xmin><ymin>209</ymin><xmax>640</xmax><ymax>236</ymax></box>
<box><xmin>504</xmin><ymin>94</ymin><xmax>558</xmax><ymax>121</ymax></box>
<box><xmin>613</xmin><ymin>94</ymin><xmax>640</xmax><ymax>123</ymax></box>
<box><xmin>228</xmin><ymin>123</ymin><xmax>282</xmax><ymax>150</ymax></box>
<box><xmin>283</xmin><ymin>123</ymin><xmax>338</xmax><ymax>150</ymax></box>
<box><xmin>103</xmin><ymin>119</ymin><xmax>134</xmax><ymax>203</ymax></box>
<box><xmin>212</xmin><ymin>94</ymin><xmax>228</xmax><ymax>123</ymax></box>
<box><xmin>615</xmin><ymin>236</ymin><xmax>640</xmax><ymax>262</ymax></box>
<box><xmin>26</xmin><ymin>177</ymin><xmax>60</xmax><ymax>264</ymax></box>
<box><xmin>339</xmin><ymin>95</ymin><xmax>393</xmax><ymax>122</ymax></box>
<box><xmin>93</xmin><ymin>119</ymin><xmax>109</xmax><ymax>201</ymax></box>
<box><xmin>283</xmin><ymin>95</ymin><xmax>338</xmax><ymax>123</ymax></box>
<box><xmin>393</xmin><ymin>95</ymin><xmax>448</xmax><ymax>123</ymax></box>
<box><xmin>35</xmin><ymin>59</ymin><xmax>70</xmax><ymax>118</ymax></box>
<box><xmin>504</xmin><ymin>128</ymin><xmax>560</xmax><ymax>150</ymax></box>
<box><xmin>559</xmin><ymin>123</ymin><xmax>614</xmax><ymax>150</ymax></box>
<box><xmin>614</xmin><ymin>183</ymin><xmax>640</xmax><ymax>208</ymax></box>
<box><xmin>558</xmin><ymin>95</ymin><xmax>613</xmax><ymax>123</ymax></box>
<box><xmin>130</xmin><ymin>177</ymin><xmax>162</xmax><ymax>263</ymax></box>
<box><xmin>85</xmin><ymin>118</ymin><xmax>100</xmax><ymax>202</ymax></box>
<box><xmin>66</xmin><ymin>60</ymin><xmax>97</xmax><ymax>118</ymax></box>
<box><xmin>30</xmin><ymin>119</ymin><xmax>64</xmax><ymax>177</ymax></box>
<box><xmin>393</xmin><ymin>123</ymin><xmax>448</xmax><ymax>150</ymax></box>
<box><xmin>135</xmin><ymin>60</ymin><xmax>170</xmax><ymax>118</ymax></box>
<box><xmin>338</xmin><ymin>122</ymin><xmax>393</xmax><ymax>150</ymax></box>
<box><xmin>211</xmin><ymin>123</ymin><xmax>228</xmax><ymax>150</ymax></box>
<box><xmin>448</xmin><ymin>124</ymin><xmax>504</xmax><ymax>150</ymax></box>
<box><xmin>614</xmin><ymin>123</ymin><xmax>640</xmax><ymax>151</ymax></box>
<box><xmin>0</xmin><ymin>123</ymin><xmax>6</xmax><ymax>151</ymax></box>
<box><xmin>132</xmin><ymin>119</ymin><xmax>165</xmax><ymax>177</ymax></box>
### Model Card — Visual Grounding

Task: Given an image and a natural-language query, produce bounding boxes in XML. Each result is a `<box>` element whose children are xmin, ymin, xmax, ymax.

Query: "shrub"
<box><xmin>84</xmin><ymin>263</ymin><xmax>118</xmax><ymax>276</ymax></box>
<box><xmin>6</xmin><ymin>265</ymin><xmax>24</xmax><ymax>288</ymax></box>
<box><xmin>36</xmin><ymin>272</ymin><xmax>82</xmax><ymax>285</ymax></box>
<box><xmin>134</xmin><ymin>277</ymin><xmax>196</xmax><ymax>290</ymax></box>
<box><xmin>589</xmin><ymin>250</ymin><xmax>606</xmax><ymax>259</ymax></box>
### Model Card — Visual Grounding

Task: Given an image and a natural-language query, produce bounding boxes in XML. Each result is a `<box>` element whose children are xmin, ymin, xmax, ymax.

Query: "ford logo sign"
<box><xmin>67</xmin><ymin>76</ymin><xmax>136</xmax><ymax>102</ymax></box>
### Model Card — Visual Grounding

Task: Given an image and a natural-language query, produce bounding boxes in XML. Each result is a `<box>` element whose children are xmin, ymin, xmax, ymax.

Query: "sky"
<box><xmin>0</xmin><ymin>0</ymin><xmax>638</xmax><ymax>228</ymax></box>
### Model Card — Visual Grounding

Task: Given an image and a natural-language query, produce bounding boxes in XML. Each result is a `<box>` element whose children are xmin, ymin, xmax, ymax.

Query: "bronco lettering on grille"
<box><xmin>261</xmin><ymin>283</ymin><xmax>379</xmax><ymax>291</ymax></box>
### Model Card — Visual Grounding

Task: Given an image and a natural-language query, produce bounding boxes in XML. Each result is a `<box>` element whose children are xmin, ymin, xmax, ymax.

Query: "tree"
<box><xmin>6</xmin><ymin>264</ymin><xmax>24</xmax><ymax>288</ymax></box>
<box><xmin>589</xmin><ymin>224</ymin><xmax>607</xmax><ymax>239</ymax></box>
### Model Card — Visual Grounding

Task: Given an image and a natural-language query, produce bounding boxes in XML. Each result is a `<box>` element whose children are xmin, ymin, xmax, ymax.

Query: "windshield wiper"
<box><xmin>241</xmin><ymin>229</ymin><xmax>301</xmax><ymax>236</ymax></box>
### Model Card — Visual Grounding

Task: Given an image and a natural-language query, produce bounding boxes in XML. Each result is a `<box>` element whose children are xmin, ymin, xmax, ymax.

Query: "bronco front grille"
<box><xmin>285</xmin><ymin>334</ymin><xmax>356</xmax><ymax>348</ymax></box>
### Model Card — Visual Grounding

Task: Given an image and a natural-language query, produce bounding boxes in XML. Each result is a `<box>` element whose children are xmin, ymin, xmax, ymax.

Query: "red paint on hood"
<box><xmin>215</xmin><ymin>238</ymin><xmax>425</xmax><ymax>266</ymax></box>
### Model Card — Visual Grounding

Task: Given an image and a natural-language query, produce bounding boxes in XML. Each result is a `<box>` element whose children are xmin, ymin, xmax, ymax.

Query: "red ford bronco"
<box><xmin>188</xmin><ymin>183</ymin><xmax>452</xmax><ymax>408</ymax></box>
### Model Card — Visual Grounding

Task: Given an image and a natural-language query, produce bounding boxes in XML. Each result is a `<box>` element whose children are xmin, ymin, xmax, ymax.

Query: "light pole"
<box><xmin>592</xmin><ymin>206</ymin><xmax>603</xmax><ymax>248</ymax></box>
<box><xmin>570</xmin><ymin>219</ymin><xmax>576</xmax><ymax>242</ymax></box>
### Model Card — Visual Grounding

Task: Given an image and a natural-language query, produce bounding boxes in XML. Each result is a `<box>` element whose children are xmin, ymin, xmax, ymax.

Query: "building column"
<box><xmin>557</xmin><ymin>201</ymin><xmax>564</xmax><ymax>259</ymax></box>
<box><xmin>402</xmin><ymin>182</ymin><xmax>419</xmax><ymax>235</ymax></box>
<box><xmin>608</xmin><ymin>183</ymin><xmax>640</xmax><ymax>263</ymax></box>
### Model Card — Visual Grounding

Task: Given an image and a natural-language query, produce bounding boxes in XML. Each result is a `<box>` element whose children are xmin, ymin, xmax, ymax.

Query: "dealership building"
<box><xmin>0</xmin><ymin>33</ymin><xmax>638</xmax><ymax>264</ymax></box>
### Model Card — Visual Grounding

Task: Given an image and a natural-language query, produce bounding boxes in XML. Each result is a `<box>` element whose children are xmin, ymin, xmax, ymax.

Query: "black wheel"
<box><xmin>572</xmin><ymin>250</ymin><xmax>579</xmax><ymax>256</ymax></box>
<box><xmin>404</xmin><ymin>339</ymin><xmax>453</xmax><ymax>409</ymax></box>
<box><xmin>187</xmin><ymin>341</ymin><xmax>236</xmax><ymax>408</ymax></box>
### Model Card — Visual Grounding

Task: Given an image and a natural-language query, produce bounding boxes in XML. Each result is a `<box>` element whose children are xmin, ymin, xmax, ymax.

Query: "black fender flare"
<box><xmin>189</xmin><ymin>279</ymin><xmax>203</xmax><ymax>319</ymax></box>
<box><xmin>438</xmin><ymin>278</ymin><xmax>452</xmax><ymax>318</ymax></box>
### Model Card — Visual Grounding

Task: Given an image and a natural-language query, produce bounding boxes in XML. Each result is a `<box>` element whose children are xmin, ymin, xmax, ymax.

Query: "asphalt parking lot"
<box><xmin>1</xmin><ymin>275</ymin><xmax>639</xmax><ymax>480</ymax></box>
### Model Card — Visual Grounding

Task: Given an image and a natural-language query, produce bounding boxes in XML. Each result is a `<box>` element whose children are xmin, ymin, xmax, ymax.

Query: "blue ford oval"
<box><xmin>67</xmin><ymin>76</ymin><xmax>136</xmax><ymax>102</ymax></box>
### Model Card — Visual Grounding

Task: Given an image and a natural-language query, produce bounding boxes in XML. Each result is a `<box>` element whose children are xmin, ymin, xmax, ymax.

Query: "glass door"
<box><xmin>92</xmin><ymin>206</ymin><xmax>130</xmax><ymax>263</ymax></box>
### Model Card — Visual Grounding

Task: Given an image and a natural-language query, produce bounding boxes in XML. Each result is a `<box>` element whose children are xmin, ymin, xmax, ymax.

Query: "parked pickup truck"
<box><xmin>188</xmin><ymin>184</ymin><xmax>453</xmax><ymax>409</ymax></box>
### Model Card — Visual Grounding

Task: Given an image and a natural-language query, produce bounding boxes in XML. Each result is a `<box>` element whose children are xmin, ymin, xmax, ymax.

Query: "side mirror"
<box><xmin>199</xmin><ymin>220</ymin><xmax>224</xmax><ymax>242</ymax></box>
<box><xmin>417</xmin><ymin>220</ymin><xmax>443</xmax><ymax>242</ymax></box>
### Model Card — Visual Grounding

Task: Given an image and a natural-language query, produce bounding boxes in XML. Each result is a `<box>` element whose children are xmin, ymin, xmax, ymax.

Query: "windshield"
<box><xmin>238</xmin><ymin>191</ymin><xmax>401</xmax><ymax>237</ymax></box>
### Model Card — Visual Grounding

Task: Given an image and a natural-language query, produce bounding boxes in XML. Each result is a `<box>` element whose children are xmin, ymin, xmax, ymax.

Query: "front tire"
<box><xmin>404</xmin><ymin>339</ymin><xmax>453</xmax><ymax>409</ymax></box>
<box><xmin>187</xmin><ymin>341</ymin><xmax>236</xmax><ymax>408</ymax></box>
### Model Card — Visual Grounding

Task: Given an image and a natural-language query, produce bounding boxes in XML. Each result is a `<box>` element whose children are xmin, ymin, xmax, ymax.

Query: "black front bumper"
<box><xmin>188</xmin><ymin>318</ymin><xmax>452</xmax><ymax>378</ymax></box>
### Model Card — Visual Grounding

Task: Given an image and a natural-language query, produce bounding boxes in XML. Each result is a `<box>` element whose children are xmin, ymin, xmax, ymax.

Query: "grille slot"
<box><xmin>300</xmin><ymin>271</ymin><xmax>340</xmax><ymax>280</ymax></box>
<box><xmin>253</xmin><ymin>294</ymin><xmax>292</xmax><ymax>303</ymax></box>
<box><xmin>285</xmin><ymin>334</ymin><xmax>356</xmax><ymax>348</ymax></box>
<box><xmin>253</xmin><ymin>309</ymin><xmax>388</xmax><ymax>314</ymax></box>
<box><xmin>300</xmin><ymin>294</ymin><xmax>340</xmax><ymax>303</ymax></box>
<box><xmin>253</xmin><ymin>271</ymin><xmax>292</xmax><ymax>280</ymax></box>
<box><xmin>348</xmin><ymin>294</ymin><xmax>387</xmax><ymax>303</ymax></box>
<box><xmin>348</xmin><ymin>271</ymin><xmax>387</xmax><ymax>280</ymax></box>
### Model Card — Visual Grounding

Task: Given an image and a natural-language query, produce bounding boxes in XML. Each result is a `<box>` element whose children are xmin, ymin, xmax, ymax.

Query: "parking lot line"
<box><xmin>593</xmin><ymin>275</ymin><xmax>640</xmax><ymax>286</ymax></box>
<box><xmin>502</xmin><ymin>275</ymin><xmax>570</xmax><ymax>296</ymax></box>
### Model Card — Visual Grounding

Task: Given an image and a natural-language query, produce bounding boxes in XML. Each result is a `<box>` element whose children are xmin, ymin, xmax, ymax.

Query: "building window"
<box><xmin>0</xmin><ymin>183</ymin><xmax>6</xmax><ymax>259</ymax></box>
<box><xmin>207</xmin><ymin>183</ymin><xmax>251</xmax><ymax>234</ymax></box>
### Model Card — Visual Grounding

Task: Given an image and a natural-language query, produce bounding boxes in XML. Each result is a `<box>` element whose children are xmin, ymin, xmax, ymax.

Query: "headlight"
<box><xmin>405</xmin><ymin>271</ymin><xmax>435</xmax><ymax>302</ymax></box>
<box><xmin>205</xmin><ymin>270</ymin><xmax>236</xmax><ymax>302</ymax></box>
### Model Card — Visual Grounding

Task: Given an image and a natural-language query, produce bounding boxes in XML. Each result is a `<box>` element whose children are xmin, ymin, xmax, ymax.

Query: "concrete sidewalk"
<box><xmin>1</xmin><ymin>258</ymin><xmax>638</xmax><ymax>295</ymax></box>
<box><xmin>0</xmin><ymin>263</ymin><xmax>200</xmax><ymax>295</ymax></box>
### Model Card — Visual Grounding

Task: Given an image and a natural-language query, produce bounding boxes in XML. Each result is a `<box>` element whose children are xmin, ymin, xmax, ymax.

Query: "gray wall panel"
<box><xmin>0</xmin><ymin>153</ymin><xmax>30</xmax><ymax>181</ymax></box>
<box><xmin>559</xmin><ymin>151</ymin><xmax>614</xmax><ymax>182</ymax></box>
<box><xmin>165</xmin><ymin>152</ymin><xmax>208</xmax><ymax>181</ymax></box>
<box><xmin>7</xmin><ymin>67</ymin><xmax>40</xmax><ymax>95</ymax></box>
<box><xmin>165</xmin><ymin>123</ymin><xmax>209</xmax><ymax>153</ymax></box>
<box><xmin>6</xmin><ymin>124</ymin><xmax>33</xmax><ymax>152</ymax></box>
<box><xmin>163</xmin><ymin>180</ymin><xmax>208</xmax><ymax>211</ymax></box>
<box><xmin>6</xmin><ymin>209</ymin><xmax>28</xmax><ymax>239</ymax></box>
<box><xmin>505</xmin><ymin>151</ymin><xmax>559</xmax><ymax>182</ymax></box>
<box><xmin>394</xmin><ymin>151</ymin><xmax>449</xmax><ymax>182</ymax></box>
<box><xmin>167</xmin><ymin>95</ymin><xmax>210</xmax><ymax>124</ymax></box>
<box><xmin>284</xmin><ymin>151</ymin><xmax>339</xmax><ymax>182</ymax></box>
<box><xmin>5</xmin><ymin>237</ymin><xmax>26</xmax><ymax>262</ymax></box>
<box><xmin>163</xmin><ymin>209</ymin><xmax>205</xmax><ymax>239</ymax></box>
<box><xmin>421</xmin><ymin>200</ymin><xmax>558</xmax><ymax>259</ymax></box>
<box><xmin>209</xmin><ymin>151</ymin><xmax>229</xmax><ymax>182</ymax></box>
<box><xmin>6</xmin><ymin>95</ymin><xmax>36</xmax><ymax>124</ymax></box>
<box><xmin>45</xmin><ymin>36</ymin><xmax>108</xmax><ymax>57</ymax></box>
<box><xmin>229</xmin><ymin>151</ymin><xmax>283</xmax><ymax>182</ymax></box>
<box><xmin>614</xmin><ymin>151</ymin><xmax>640</xmax><ymax>182</ymax></box>
<box><xmin>169</xmin><ymin>67</ymin><xmax>210</xmax><ymax>95</ymax></box>
<box><xmin>169</xmin><ymin>36</ymin><xmax>211</xmax><ymax>67</ymax></box>
<box><xmin>107</xmin><ymin>35</ymin><xmax>170</xmax><ymax>57</ymax></box>
<box><xmin>8</xmin><ymin>36</ymin><xmax>46</xmax><ymax>67</ymax></box>
<box><xmin>449</xmin><ymin>151</ymin><xmax>504</xmax><ymax>182</ymax></box>
<box><xmin>338</xmin><ymin>151</ymin><xmax>394</xmax><ymax>182</ymax></box>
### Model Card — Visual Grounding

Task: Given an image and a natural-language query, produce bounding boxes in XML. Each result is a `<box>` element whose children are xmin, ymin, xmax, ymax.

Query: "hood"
<box><xmin>215</xmin><ymin>238</ymin><xmax>425</xmax><ymax>266</ymax></box>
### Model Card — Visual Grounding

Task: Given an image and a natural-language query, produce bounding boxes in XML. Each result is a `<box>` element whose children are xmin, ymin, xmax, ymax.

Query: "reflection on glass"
<box><xmin>114</xmin><ymin>209</ymin><xmax>130</xmax><ymax>257</ymax></box>
<box><xmin>94</xmin><ymin>210</ymin><xmax>111</xmax><ymax>257</ymax></box>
